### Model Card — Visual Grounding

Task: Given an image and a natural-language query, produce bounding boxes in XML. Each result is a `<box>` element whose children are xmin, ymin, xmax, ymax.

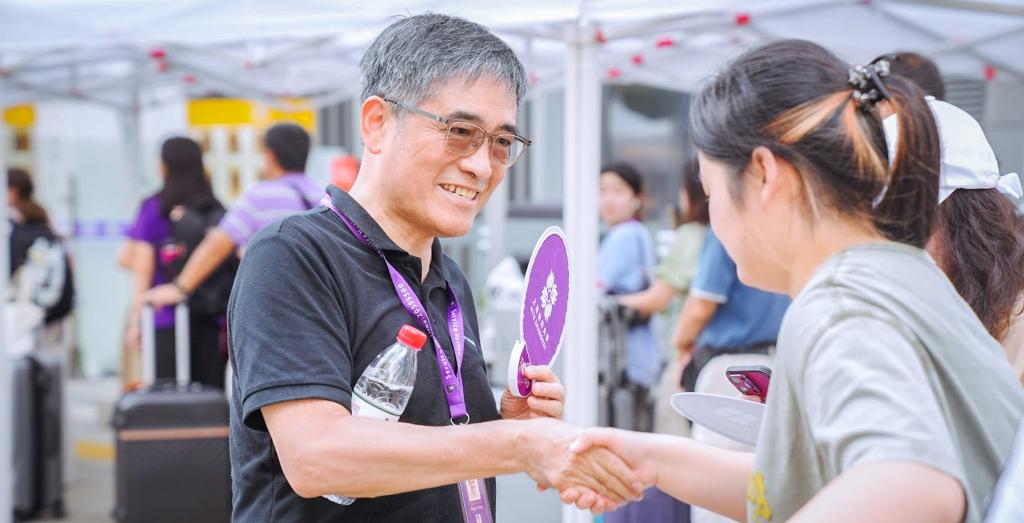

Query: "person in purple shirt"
<box><xmin>123</xmin><ymin>137</ymin><xmax>225</xmax><ymax>384</ymax></box>
<box><xmin>144</xmin><ymin>123</ymin><xmax>321</xmax><ymax>307</ymax></box>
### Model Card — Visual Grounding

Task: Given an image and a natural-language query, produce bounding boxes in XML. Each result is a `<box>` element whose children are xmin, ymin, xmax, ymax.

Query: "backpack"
<box><xmin>9</xmin><ymin>220</ymin><xmax>75</xmax><ymax>324</ymax></box>
<box><xmin>159</xmin><ymin>195</ymin><xmax>238</xmax><ymax>316</ymax></box>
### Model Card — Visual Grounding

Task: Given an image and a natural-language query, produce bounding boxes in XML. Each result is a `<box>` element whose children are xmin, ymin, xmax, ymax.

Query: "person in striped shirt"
<box><xmin>144</xmin><ymin>123</ymin><xmax>323</xmax><ymax>307</ymax></box>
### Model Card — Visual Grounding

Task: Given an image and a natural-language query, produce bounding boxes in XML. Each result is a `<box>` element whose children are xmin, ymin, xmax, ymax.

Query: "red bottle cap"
<box><xmin>397</xmin><ymin>325</ymin><xmax>427</xmax><ymax>351</ymax></box>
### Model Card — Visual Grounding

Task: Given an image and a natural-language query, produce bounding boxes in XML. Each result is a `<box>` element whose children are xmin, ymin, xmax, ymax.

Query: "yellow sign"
<box><xmin>3</xmin><ymin>105</ymin><xmax>36</xmax><ymax>128</ymax></box>
<box><xmin>266</xmin><ymin>102</ymin><xmax>316</xmax><ymax>131</ymax></box>
<box><xmin>187</xmin><ymin>99</ymin><xmax>255</xmax><ymax>126</ymax></box>
<box><xmin>187</xmin><ymin>98</ymin><xmax>316</xmax><ymax>133</ymax></box>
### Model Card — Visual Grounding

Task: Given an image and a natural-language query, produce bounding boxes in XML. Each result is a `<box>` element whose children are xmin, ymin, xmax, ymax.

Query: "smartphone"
<box><xmin>725</xmin><ymin>365</ymin><xmax>771</xmax><ymax>403</ymax></box>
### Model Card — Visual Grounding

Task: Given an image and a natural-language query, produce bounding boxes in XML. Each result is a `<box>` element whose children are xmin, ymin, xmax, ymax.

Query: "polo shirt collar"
<box><xmin>326</xmin><ymin>185</ymin><xmax>449</xmax><ymax>285</ymax></box>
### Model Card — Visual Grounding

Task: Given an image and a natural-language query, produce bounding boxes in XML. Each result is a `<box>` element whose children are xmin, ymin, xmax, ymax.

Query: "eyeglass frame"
<box><xmin>382</xmin><ymin>97</ymin><xmax>532</xmax><ymax>167</ymax></box>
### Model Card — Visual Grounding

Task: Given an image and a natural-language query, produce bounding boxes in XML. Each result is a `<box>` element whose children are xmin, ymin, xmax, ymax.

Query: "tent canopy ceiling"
<box><xmin>1</xmin><ymin>0</ymin><xmax>1022</xmax><ymax>110</ymax></box>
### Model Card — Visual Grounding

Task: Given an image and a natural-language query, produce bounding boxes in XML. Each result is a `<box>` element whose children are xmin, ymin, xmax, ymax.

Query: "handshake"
<box><xmin>497</xmin><ymin>364</ymin><xmax>661</xmax><ymax>513</ymax></box>
<box><xmin>513</xmin><ymin>417</ymin><xmax>660</xmax><ymax>513</ymax></box>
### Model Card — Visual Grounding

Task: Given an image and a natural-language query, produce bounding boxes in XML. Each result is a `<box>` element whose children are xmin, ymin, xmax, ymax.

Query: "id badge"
<box><xmin>458</xmin><ymin>478</ymin><xmax>493</xmax><ymax>523</ymax></box>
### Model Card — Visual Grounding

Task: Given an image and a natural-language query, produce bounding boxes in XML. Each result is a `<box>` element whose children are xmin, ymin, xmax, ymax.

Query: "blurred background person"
<box><xmin>886</xmin><ymin>51</ymin><xmax>946</xmax><ymax>100</ymax></box>
<box><xmin>674</xmin><ymin>228</ymin><xmax>788</xmax><ymax>523</ymax></box>
<box><xmin>143</xmin><ymin>123</ymin><xmax>319</xmax><ymax>308</ymax></box>
<box><xmin>618</xmin><ymin>158</ymin><xmax>709</xmax><ymax>437</ymax></box>
<box><xmin>597</xmin><ymin>162</ymin><xmax>660</xmax><ymax>433</ymax></box>
<box><xmin>120</xmin><ymin>136</ymin><xmax>226</xmax><ymax>387</ymax></box>
<box><xmin>881</xmin><ymin>51</ymin><xmax>1024</xmax><ymax>383</ymax></box>
<box><xmin>7</xmin><ymin>167</ymin><xmax>75</xmax><ymax>357</ymax></box>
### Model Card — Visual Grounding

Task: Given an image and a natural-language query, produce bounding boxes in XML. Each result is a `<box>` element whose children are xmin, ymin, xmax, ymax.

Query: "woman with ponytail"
<box><xmin>563</xmin><ymin>40</ymin><xmax>1024</xmax><ymax>523</ymax></box>
<box><xmin>122</xmin><ymin>137</ymin><xmax>226</xmax><ymax>387</ymax></box>
<box><xmin>8</xmin><ymin>168</ymin><xmax>74</xmax><ymax>325</ymax></box>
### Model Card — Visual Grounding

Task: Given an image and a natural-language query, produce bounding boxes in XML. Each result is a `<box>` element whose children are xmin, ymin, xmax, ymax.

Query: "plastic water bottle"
<box><xmin>323</xmin><ymin>324</ymin><xmax>426</xmax><ymax>505</ymax></box>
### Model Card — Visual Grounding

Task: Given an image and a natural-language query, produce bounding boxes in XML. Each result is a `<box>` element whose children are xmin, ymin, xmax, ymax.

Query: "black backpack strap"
<box><xmin>282</xmin><ymin>178</ymin><xmax>314</xmax><ymax>210</ymax></box>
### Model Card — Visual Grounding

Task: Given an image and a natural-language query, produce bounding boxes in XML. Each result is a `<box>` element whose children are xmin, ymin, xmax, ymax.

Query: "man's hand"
<box><xmin>517</xmin><ymin>418</ymin><xmax>645</xmax><ymax>512</ymax></box>
<box><xmin>143</xmin><ymin>283</ymin><xmax>188</xmax><ymax>308</ymax></box>
<box><xmin>673</xmin><ymin>328</ymin><xmax>695</xmax><ymax>370</ymax></box>
<box><xmin>560</xmin><ymin>427</ymin><xmax>659</xmax><ymax>513</ymax></box>
<box><xmin>500</xmin><ymin>365</ymin><xmax>564</xmax><ymax>420</ymax></box>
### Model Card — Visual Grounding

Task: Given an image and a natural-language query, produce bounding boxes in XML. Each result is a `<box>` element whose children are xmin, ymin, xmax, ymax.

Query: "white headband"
<box><xmin>883</xmin><ymin>97</ymin><xmax>1022</xmax><ymax>204</ymax></box>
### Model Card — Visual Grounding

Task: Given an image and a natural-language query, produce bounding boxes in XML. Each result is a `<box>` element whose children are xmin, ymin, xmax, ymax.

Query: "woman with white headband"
<box><xmin>883</xmin><ymin>98</ymin><xmax>1024</xmax><ymax>384</ymax></box>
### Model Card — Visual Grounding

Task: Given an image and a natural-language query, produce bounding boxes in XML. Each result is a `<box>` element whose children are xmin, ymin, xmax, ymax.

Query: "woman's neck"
<box><xmin>784</xmin><ymin>220</ymin><xmax>886</xmax><ymax>298</ymax></box>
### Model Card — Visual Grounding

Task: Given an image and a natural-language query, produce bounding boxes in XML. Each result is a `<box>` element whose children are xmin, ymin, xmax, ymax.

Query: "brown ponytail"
<box><xmin>7</xmin><ymin>168</ymin><xmax>51</xmax><ymax>227</ymax></box>
<box><xmin>872</xmin><ymin>75</ymin><xmax>940</xmax><ymax>247</ymax></box>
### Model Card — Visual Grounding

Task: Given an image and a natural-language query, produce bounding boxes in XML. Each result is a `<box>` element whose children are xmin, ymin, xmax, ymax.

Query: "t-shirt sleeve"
<box><xmin>655</xmin><ymin>225</ymin><xmax>704</xmax><ymax>291</ymax></box>
<box><xmin>218</xmin><ymin>189</ymin><xmax>258</xmax><ymax>247</ymax></box>
<box><xmin>690</xmin><ymin>230</ymin><xmax>735</xmax><ymax>304</ymax></box>
<box><xmin>126</xmin><ymin>198</ymin><xmax>162</xmax><ymax>244</ymax></box>
<box><xmin>800</xmin><ymin>315</ymin><xmax>965</xmax><ymax>485</ymax></box>
<box><xmin>229</xmin><ymin>225</ymin><xmax>354</xmax><ymax>431</ymax></box>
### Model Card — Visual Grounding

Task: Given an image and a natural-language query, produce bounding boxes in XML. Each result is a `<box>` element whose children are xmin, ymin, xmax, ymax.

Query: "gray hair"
<box><xmin>360</xmin><ymin>14</ymin><xmax>528</xmax><ymax>110</ymax></box>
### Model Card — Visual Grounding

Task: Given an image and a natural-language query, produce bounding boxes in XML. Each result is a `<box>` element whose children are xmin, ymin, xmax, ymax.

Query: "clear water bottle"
<box><xmin>323</xmin><ymin>324</ymin><xmax>426</xmax><ymax>505</ymax></box>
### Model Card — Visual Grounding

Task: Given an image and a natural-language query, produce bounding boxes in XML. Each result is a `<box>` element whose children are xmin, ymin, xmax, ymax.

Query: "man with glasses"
<box><xmin>228</xmin><ymin>14</ymin><xmax>645</xmax><ymax>522</ymax></box>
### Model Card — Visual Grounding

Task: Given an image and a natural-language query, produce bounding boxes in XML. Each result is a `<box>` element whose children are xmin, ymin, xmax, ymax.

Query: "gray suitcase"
<box><xmin>11</xmin><ymin>352</ymin><xmax>66</xmax><ymax>521</ymax></box>
<box><xmin>112</xmin><ymin>304</ymin><xmax>231</xmax><ymax>523</ymax></box>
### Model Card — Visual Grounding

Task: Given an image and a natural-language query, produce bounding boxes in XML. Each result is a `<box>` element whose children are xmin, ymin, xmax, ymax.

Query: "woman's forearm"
<box><xmin>129</xmin><ymin>242</ymin><xmax>155</xmax><ymax>302</ymax></box>
<box><xmin>618</xmin><ymin>280</ymin><xmax>679</xmax><ymax>316</ymax></box>
<box><xmin>649</xmin><ymin>435</ymin><xmax>752</xmax><ymax>521</ymax></box>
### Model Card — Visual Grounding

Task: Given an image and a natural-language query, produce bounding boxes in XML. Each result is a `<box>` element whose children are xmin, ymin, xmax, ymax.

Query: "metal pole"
<box><xmin>561</xmin><ymin>17</ymin><xmax>601</xmax><ymax>523</ymax></box>
<box><xmin>1</xmin><ymin>58</ymin><xmax>14</xmax><ymax>523</ymax></box>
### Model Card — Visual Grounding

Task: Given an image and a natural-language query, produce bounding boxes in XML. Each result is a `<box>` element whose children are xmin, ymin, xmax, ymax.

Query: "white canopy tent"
<box><xmin>2</xmin><ymin>0</ymin><xmax>1024</xmax><ymax>109</ymax></box>
<box><xmin>2</xmin><ymin>1</ymin><xmax>1023</xmax><ymax>521</ymax></box>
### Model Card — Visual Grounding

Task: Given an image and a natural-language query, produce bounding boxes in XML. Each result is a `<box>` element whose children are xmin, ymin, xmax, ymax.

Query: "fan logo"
<box><xmin>540</xmin><ymin>271</ymin><xmax>558</xmax><ymax>320</ymax></box>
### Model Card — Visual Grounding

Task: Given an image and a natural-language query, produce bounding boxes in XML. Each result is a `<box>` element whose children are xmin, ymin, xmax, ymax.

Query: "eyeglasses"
<box><xmin>384</xmin><ymin>98</ymin><xmax>531</xmax><ymax>168</ymax></box>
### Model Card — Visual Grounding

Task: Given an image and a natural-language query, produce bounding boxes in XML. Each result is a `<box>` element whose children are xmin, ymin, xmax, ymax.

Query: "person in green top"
<box><xmin>617</xmin><ymin>159</ymin><xmax>709</xmax><ymax>437</ymax></box>
<box><xmin>618</xmin><ymin>158</ymin><xmax>709</xmax><ymax>321</ymax></box>
<box><xmin>561</xmin><ymin>39</ymin><xmax>1024</xmax><ymax>523</ymax></box>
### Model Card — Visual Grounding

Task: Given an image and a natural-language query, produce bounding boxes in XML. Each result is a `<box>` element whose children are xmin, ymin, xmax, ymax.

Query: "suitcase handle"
<box><xmin>140</xmin><ymin>303</ymin><xmax>191</xmax><ymax>387</ymax></box>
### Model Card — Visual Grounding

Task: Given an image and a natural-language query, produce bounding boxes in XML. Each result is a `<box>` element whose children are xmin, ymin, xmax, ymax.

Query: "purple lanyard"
<box><xmin>321</xmin><ymin>196</ymin><xmax>469</xmax><ymax>423</ymax></box>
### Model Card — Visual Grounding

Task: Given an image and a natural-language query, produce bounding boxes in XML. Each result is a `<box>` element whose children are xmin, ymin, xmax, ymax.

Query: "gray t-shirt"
<box><xmin>750</xmin><ymin>242</ymin><xmax>1024</xmax><ymax>523</ymax></box>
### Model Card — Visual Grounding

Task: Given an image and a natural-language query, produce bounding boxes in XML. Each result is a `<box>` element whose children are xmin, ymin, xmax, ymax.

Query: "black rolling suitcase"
<box><xmin>11</xmin><ymin>352</ymin><xmax>65</xmax><ymax>521</ymax></box>
<box><xmin>112</xmin><ymin>304</ymin><xmax>231</xmax><ymax>523</ymax></box>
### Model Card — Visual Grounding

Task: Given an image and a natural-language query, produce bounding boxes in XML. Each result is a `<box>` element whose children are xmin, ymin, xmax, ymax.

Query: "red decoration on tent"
<box><xmin>149</xmin><ymin>48</ymin><xmax>166</xmax><ymax>60</ymax></box>
<box><xmin>655</xmin><ymin>37</ymin><xmax>675</xmax><ymax>49</ymax></box>
<box><xmin>595</xmin><ymin>29</ymin><xmax>607</xmax><ymax>44</ymax></box>
<box><xmin>607</xmin><ymin>67</ymin><xmax>622</xmax><ymax>80</ymax></box>
<box><xmin>860</xmin><ymin>0</ymin><xmax>872</xmax><ymax>5</ymax></box>
<box><xmin>735</xmin><ymin>12</ymin><xmax>751</xmax><ymax>26</ymax></box>
<box><xmin>183</xmin><ymin>74</ymin><xmax>196</xmax><ymax>84</ymax></box>
<box><xmin>631</xmin><ymin>54</ymin><xmax>644</xmax><ymax>65</ymax></box>
<box><xmin>244</xmin><ymin>59</ymin><xmax>255</xmax><ymax>69</ymax></box>
<box><xmin>157</xmin><ymin>61</ymin><xmax>170</xmax><ymax>73</ymax></box>
<box><xmin>985</xmin><ymin>64</ymin><xmax>996</xmax><ymax>81</ymax></box>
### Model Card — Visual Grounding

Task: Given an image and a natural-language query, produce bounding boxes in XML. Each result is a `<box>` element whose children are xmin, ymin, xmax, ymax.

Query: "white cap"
<box><xmin>883</xmin><ymin>96</ymin><xmax>1022</xmax><ymax>204</ymax></box>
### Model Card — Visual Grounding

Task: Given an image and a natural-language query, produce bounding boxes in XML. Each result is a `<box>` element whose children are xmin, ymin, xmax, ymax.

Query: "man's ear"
<box><xmin>361</xmin><ymin>96</ymin><xmax>389</xmax><ymax>155</ymax></box>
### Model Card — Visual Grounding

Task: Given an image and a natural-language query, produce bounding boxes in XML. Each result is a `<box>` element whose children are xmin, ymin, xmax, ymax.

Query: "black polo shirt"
<box><xmin>228</xmin><ymin>185</ymin><xmax>500</xmax><ymax>522</ymax></box>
